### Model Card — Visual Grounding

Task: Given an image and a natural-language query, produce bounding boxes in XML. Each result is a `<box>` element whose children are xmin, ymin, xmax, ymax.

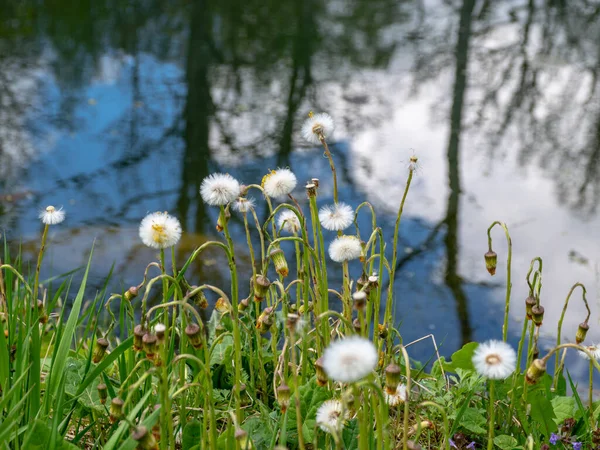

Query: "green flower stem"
<box><xmin>398</xmin><ymin>345</ymin><xmax>411</xmax><ymax>450</ymax></box>
<box><xmin>487</xmin><ymin>380</ymin><xmax>495</xmax><ymax>450</ymax></box>
<box><xmin>486</xmin><ymin>221</ymin><xmax>512</xmax><ymax>342</ymax></box>
<box><xmin>554</xmin><ymin>282</ymin><xmax>590</xmax><ymax>387</ymax></box>
<box><xmin>355</xmin><ymin>383</ymin><xmax>368</xmax><ymax>450</ymax></box>
<box><xmin>289</xmin><ymin>331</ymin><xmax>305</xmax><ymax>450</ymax></box>
<box><xmin>159</xmin><ymin>249</ymin><xmax>175</xmax><ymax>450</ymax></box>
<box><xmin>508</xmin><ymin>317</ymin><xmax>529</xmax><ymax>421</ymax></box>
<box><xmin>342</xmin><ymin>260</ymin><xmax>351</xmax><ymax>326</ymax></box>
<box><xmin>319</xmin><ymin>136</ymin><xmax>339</xmax><ymax>204</ymax></box>
<box><xmin>420</xmin><ymin>401</ymin><xmax>450</xmax><ymax>450</ymax></box>
<box><xmin>590</xmin><ymin>359</ymin><xmax>595</xmax><ymax>429</ymax></box>
<box><xmin>309</xmin><ymin>194</ymin><xmax>329</xmax><ymax>346</ymax></box>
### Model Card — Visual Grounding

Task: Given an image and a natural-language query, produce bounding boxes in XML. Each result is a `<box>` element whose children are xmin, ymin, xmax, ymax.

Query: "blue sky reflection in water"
<box><xmin>2</xmin><ymin>0</ymin><xmax>600</xmax><ymax>380</ymax></box>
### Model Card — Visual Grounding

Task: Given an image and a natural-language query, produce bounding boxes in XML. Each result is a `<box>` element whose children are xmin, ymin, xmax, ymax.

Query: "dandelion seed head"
<box><xmin>262</xmin><ymin>168</ymin><xmax>297</xmax><ymax>199</ymax></box>
<box><xmin>39</xmin><ymin>205</ymin><xmax>65</xmax><ymax>225</ymax></box>
<box><xmin>277</xmin><ymin>210</ymin><xmax>301</xmax><ymax>234</ymax></box>
<box><xmin>319</xmin><ymin>202</ymin><xmax>354</xmax><ymax>231</ymax></box>
<box><xmin>139</xmin><ymin>211</ymin><xmax>182</xmax><ymax>249</ymax></box>
<box><xmin>316</xmin><ymin>400</ymin><xmax>346</xmax><ymax>433</ymax></box>
<box><xmin>328</xmin><ymin>235</ymin><xmax>362</xmax><ymax>263</ymax></box>
<box><xmin>301</xmin><ymin>112</ymin><xmax>335</xmax><ymax>145</ymax></box>
<box><xmin>200</xmin><ymin>173</ymin><xmax>241</xmax><ymax>206</ymax></box>
<box><xmin>322</xmin><ymin>336</ymin><xmax>377</xmax><ymax>383</ymax></box>
<box><xmin>578</xmin><ymin>344</ymin><xmax>600</xmax><ymax>360</ymax></box>
<box><xmin>472</xmin><ymin>340</ymin><xmax>516</xmax><ymax>380</ymax></box>
<box><xmin>384</xmin><ymin>383</ymin><xmax>408</xmax><ymax>406</ymax></box>
<box><xmin>232</xmin><ymin>197</ymin><xmax>255</xmax><ymax>214</ymax></box>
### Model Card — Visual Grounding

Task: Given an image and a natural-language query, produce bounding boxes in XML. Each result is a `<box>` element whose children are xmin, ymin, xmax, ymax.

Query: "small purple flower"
<box><xmin>572</xmin><ymin>442</ymin><xmax>582</xmax><ymax>450</ymax></box>
<box><xmin>449</xmin><ymin>439</ymin><xmax>457</xmax><ymax>449</ymax></box>
<box><xmin>466</xmin><ymin>443</ymin><xmax>476</xmax><ymax>449</ymax></box>
<box><xmin>549</xmin><ymin>433</ymin><xmax>560</xmax><ymax>445</ymax></box>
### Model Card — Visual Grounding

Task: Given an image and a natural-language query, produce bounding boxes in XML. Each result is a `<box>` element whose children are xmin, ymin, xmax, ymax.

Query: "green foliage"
<box><xmin>286</xmin><ymin>377</ymin><xmax>333</xmax><ymax>445</ymax></box>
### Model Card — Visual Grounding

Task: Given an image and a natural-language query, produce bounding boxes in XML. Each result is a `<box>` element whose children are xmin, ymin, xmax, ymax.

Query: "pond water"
<box><xmin>2</xmin><ymin>0</ymin><xmax>600</xmax><ymax>378</ymax></box>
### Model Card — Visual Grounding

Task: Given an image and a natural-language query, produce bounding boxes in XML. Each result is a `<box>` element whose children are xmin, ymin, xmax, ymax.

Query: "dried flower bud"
<box><xmin>270</xmin><ymin>248</ymin><xmax>289</xmax><ymax>277</ymax></box>
<box><xmin>132</xmin><ymin>426</ymin><xmax>158</xmax><ymax>450</ymax></box>
<box><xmin>124</xmin><ymin>286</ymin><xmax>139</xmax><ymax>302</ymax></box>
<box><xmin>37</xmin><ymin>300</ymin><xmax>48</xmax><ymax>324</ymax></box>
<box><xmin>154</xmin><ymin>323</ymin><xmax>166</xmax><ymax>342</ymax></box>
<box><xmin>276</xmin><ymin>383</ymin><xmax>291</xmax><ymax>412</ymax></box>
<box><xmin>286</xmin><ymin>313</ymin><xmax>300</xmax><ymax>333</ymax></box>
<box><xmin>305</xmin><ymin>183</ymin><xmax>317</xmax><ymax>198</ymax></box>
<box><xmin>93</xmin><ymin>337</ymin><xmax>109</xmax><ymax>363</ymax></box>
<box><xmin>234</xmin><ymin>428</ymin><xmax>254</xmax><ymax>449</ymax></box>
<box><xmin>256</xmin><ymin>307</ymin><xmax>274</xmax><ymax>334</ymax></box>
<box><xmin>531</xmin><ymin>305</ymin><xmax>545</xmax><ymax>326</ymax></box>
<box><xmin>353</xmin><ymin>318</ymin><xmax>362</xmax><ymax>333</ymax></box>
<box><xmin>385</xmin><ymin>363</ymin><xmax>402</xmax><ymax>394</ymax></box>
<box><xmin>215</xmin><ymin>323</ymin><xmax>226</xmax><ymax>337</ymax></box>
<box><xmin>143</xmin><ymin>333</ymin><xmax>158</xmax><ymax>360</ymax></box>
<box><xmin>576</xmin><ymin>321</ymin><xmax>589</xmax><ymax>344</ymax></box>
<box><xmin>525</xmin><ymin>296</ymin><xmax>536</xmax><ymax>319</ymax></box>
<box><xmin>356</xmin><ymin>272</ymin><xmax>369</xmax><ymax>292</ymax></box>
<box><xmin>525</xmin><ymin>358</ymin><xmax>547</xmax><ymax>385</ymax></box>
<box><xmin>109</xmin><ymin>397</ymin><xmax>124</xmax><ymax>423</ymax></box>
<box><xmin>297</xmin><ymin>302</ymin><xmax>313</xmax><ymax>315</ymax></box>
<box><xmin>185</xmin><ymin>323</ymin><xmax>203</xmax><ymax>349</ymax></box>
<box><xmin>311</xmin><ymin>178</ymin><xmax>320</xmax><ymax>188</ymax></box>
<box><xmin>97</xmin><ymin>383</ymin><xmax>108</xmax><ymax>404</ymax></box>
<box><xmin>378</xmin><ymin>323</ymin><xmax>388</xmax><ymax>339</ymax></box>
<box><xmin>133</xmin><ymin>324</ymin><xmax>145</xmax><ymax>351</ymax></box>
<box><xmin>215</xmin><ymin>297</ymin><xmax>232</xmax><ymax>314</ymax></box>
<box><xmin>368</xmin><ymin>274</ymin><xmax>379</xmax><ymax>289</ymax></box>
<box><xmin>484</xmin><ymin>250</ymin><xmax>498</xmax><ymax>275</ymax></box>
<box><xmin>254</xmin><ymin>274</ymin><xmax>271</xmax><ymax>302</ymax></box>
<box><xmin>191</xmin><ymin>287</ymin><xmax>208</xmax><ymax>309</ymax></box>
<box><xmin>352</xmin><ymin>291</ymin><xmax>367</xmax><ymax>310</ymax></box>
<box><xmin>315</xmin><ymin>357</ymin><xmax>328</xmax><ymax>386</ymax></box>
<box><xmin>216</xmin><ymin>215</ymin><xmax>224</xmax><ymax>233</ymax></box>
<box><xmin>238</xmin><ymin>297</ymin><xmax>250</xmax><ymax>312</ymax></box>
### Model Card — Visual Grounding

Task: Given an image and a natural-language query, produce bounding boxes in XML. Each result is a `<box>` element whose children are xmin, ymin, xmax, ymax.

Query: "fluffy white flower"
<box><xmin>200</xmin><ymin>173</ymin><xmax>240</xmax><ymax>206</ymax></box>
<box><xmin>385</xmin><ymin>384</ymin><xmax>408</xmax><ymax>406</ymax></box>
<box><xmin>301</xmin><ymin>112</ymin><xmax>335</xmax><ymax>145</ymax></box>
<box><xmin>277</xmin><ymin>210</ymin><xmax>301</xmax><ymax>234</ymax></box>
<box><xmin>322</xmin><ymin>336</ymin><xmax>377</xmax><ymax>383</ymax></box>
<box><xmin>139</xmin><ymin>211</ymin><xmax>182</xmax><ymax>249</ymax></box>
<box><xmin>319</xmin><ymin>202</ymin><xmax>354</xmax><ymax>231</ymax></box>
<box><xmin>316</xmin><ymin>400</ymin><xmax>346</xmax><ymax>433</ymax></box>
<box><xmin>39</xmin><ymin>205</ymin><xmax>65</xmax><ymax>225</ymax></box>
<box><xmin>328</xmin><ymin>235</ymin><xmax>362</xmax><ymax>263</ymax></box>
<box><xmin>472</xmin><ymin>340</ymin><xmax>516</xmax><ymax>380</ymax></box>
<box><xmin>232</xmin><ymin>197</ymin><xmax>255</xmax><ymax>214</ymax></box>
<box><xmin>578</xmin><ymin>344</ymin><xmax>600</xmax><ymax>360</ymax></box>
<box><xmin>262</xmin><ymin>168</ymin><xmax>297</xmax><ymax>199</ymax></box>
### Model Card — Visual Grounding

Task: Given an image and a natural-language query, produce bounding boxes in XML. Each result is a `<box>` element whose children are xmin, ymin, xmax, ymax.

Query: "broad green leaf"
<box><xmin>442</xmin><ymin>342</ymin><xmax>478</xmax><ymax>373</ymax></box>
<box><xmin>459</xmin><ymin>408</ymin><xmax>487</xmax><ymax>435</ymax></box>
<box><xmin>551</xmin><ymin>396</ymin><xmax>575</xmax><ymax>425</ymax></box>
<box><xmin>182</xmin><ymin>420</ymin><xmax>203</xmax><ymax>450</ymax></box>
<box><xmin>493</xmin><ymin>434</ymin><xmax>519</xmax><ymax>449</ymax></box>
<box><xmin>210</xmin><ymin>335</ymin><xmax>233</xmax><ymax>366</ymax></box>
<box><xmin>342</xmin><ymin>419</ymin><xmax>359</xmax><ymax>450</ymax></box>
<box><xmin>530</xmin><ymin>391</ymin><xmax>558</xmax><ymax>436</ymax></box>
<box><xmin>242</xmin><ymin>416</ymin><xmax>273</xmax><ymax>449</ymax></box>
<box><xmin>286</xmin><ymin>377</ymin><xmax>332</xmax><ymax>444</ymax></box>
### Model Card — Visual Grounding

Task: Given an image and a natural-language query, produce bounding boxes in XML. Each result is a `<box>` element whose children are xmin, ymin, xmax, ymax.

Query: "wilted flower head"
<box><xmin>322</xmin><ymin>336</ymin><xmax>377</xmax><ymax>383</ymax></box>
<box><xmin>472</xmin><ymin>340</ymin><xmax>517</xmax><ymax>380</ymax></box>
<box><xmin>301</xmin><ymin>112</ymin><xmax>335</xmax><ymax>145</ymax></box>
<box><xmin>233</xmin><ymin>197</ymin><xmax>255</xmax><ymax>214</ymax></box>
<box><xmin>319</xmin><ymin>202</ymin><xmax>354</xmax><ymax>231</ymax></box>
<box><xmin>262</xmin><ymin>168</ymin><xmax>297</xmax><ymax>199</ymax></box>
<box><xmin>328</xmin><ymin>235</ymin><xmax>362</xmax><ymax>263</ymax></box>
<box><xmin>316</xmin><ymin>399</ymin><xmax>346</xmax><ymax>433</ymax></box>
<box><xmin>384</xmin><ymin>383</ymin><xmax>408</xmax><ymax>406</ymax></box>
<box><xmin>277</xmin><ymin>210</ymin><xmax>301</xmax><ymax>234</ymax></box>
<box><xmin>200</xmin><ymin>173</ymin><xmax>240</xmax><ymax>206</ymax></box>
<box><xmin>578</xmin><ymin>343</ymin><xmax>600</xmax><ymax>360</ymax></box>
<box><xmin>139</xmin><ymin>211</ymin><xmax>182</xmax><ymax>249</ymax></box>
<box><xmin>39</xmin><ymin>205</ymin><xmax>65</xmax><ymax>225</ymax></box>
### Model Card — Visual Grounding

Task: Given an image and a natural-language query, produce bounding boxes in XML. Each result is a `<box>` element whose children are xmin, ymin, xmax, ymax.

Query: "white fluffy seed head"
<box><xmin>578</xmin><ymin>344</ymin><xmax>600</xmax><ymax>360</ymax></box>
<box><xmin>328</xmin><ymin>235</ymin><xmax>362</xmax><ymax>263</ymax></box>
<box><xmin>316</xmin><ymin>400</ymin><xmax>346</xmax><ymax>433</ymax></box>
<box><xmin>139</xmin><ymin>211</ymin><xmax>182</xmax><ymax>249</ymax></box>
<box><xmin>277</xmin><ymin>210</ymin><xmax>301</xmax><ymax>234</ymax></box>
<box><xmin>319</xmin><ymin>202</ymin><xmax>354</xmax><ymax>231</ymax></box>
<box><xmin>262</xmin><ymin>168</ymin><xmax>297</xmax><ymax>199</ymax></box>
<box><xmin>322</xmin><ymin>336</ymin><xmax>377</xmax><ymax>383</ymax></box>
<box><xmin>39</xmin><ymin>205</ymin><xmax>65</xmax><ymax>225</ymax></box>
<box><xmin>200</xmin><ymin>173</ymin><xmax>241</xmax><ymax>206</ymax></box>
<box><xmin>301</xmin><ymin>112</ymin><xmax>335</xmax><ymax>145</ymax></box>
<box><xmin>385</xmin><ymin>384</ymin><xmax>408</xmax><ymax>406</ymax></box>
<box><xmin>232</xmin><ymin>197</ymin><xmax>255</xmax><ymax>214</ymax></box>
<box><xmin>472</xmin><ymin>340</ymin><xmax>517</xmax><ymax>380</ymax></box>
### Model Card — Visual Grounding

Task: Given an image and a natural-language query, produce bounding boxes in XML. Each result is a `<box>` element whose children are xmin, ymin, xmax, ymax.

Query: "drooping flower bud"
<box><xmin>531</xmin><ymin>305</ymin><xmax>545</xmax><ymax>326</ymax></box>
<box><xmin>185</xmin><ymin>323</ymin><xmax>204</xmax><ymax>349</ymax></box>
<box><xmin>484</xmin><ymin>250</ymin><xmax>498</xmax><ymax>275</ymax></box>
<box><xmin>190</xmin><ymin>287</ymin><xmax>208</xmax><ymax>309</ymax></box>
<box><xmin>97</xmin><ymin>383</ymin><xmax>108</xmax><ymax>404</ymax></box>
<box><xmin>352</xmin><ymin>291</ymin><xmax>367</xmax><ymax>311</ymax></box>
<box><xmin>276</xmin><ymin>383</ymin><xmax>291</xmax><ymax>412</ymax></box>
<box><xmin>356</xmin><ymin>272</ymin><xmax>369</xmax><ymax>292</ymax></box>
<box><xmin>525</xmin><ymin>296</ymin><xmax>536</xmax><ymax>319</ymax></box>
<box><xmin>576</xmin><ymin>321</ymin><xmax>590</xmax><ymax>344</ymax></box>
<box><xmin>297</xmin><ymin>302</ymin><xmax>313</xmax><ymax>315</ymax></box>
<box><xmin>315</xmin><ymin>357</ymin><xmax>328</xmax><ymax>386</ymax></box>
<box><xmin>385</xmin><ymin>363</ymin><xmax>402</xmax><ymax>394</ymax></box>
<box><xmin>215</xmin><ymin>297</ymin><xmax>232</xmax><ymax>314</ymax></box>
<box><xmin>378</xmin><ymin>323</ymin><xmax>388</xmax><ymax>339</ymax></box>
<box><xmin>124</xmin><ymin>286</ymin><xmax>139</xmax><ymax>302</ymax></box>
<box><xmin>234</xmin><ymin>428</ymin><xmax>254</xmax><ymax>449</ymax></box>
<box><xmin>133</xmin><ymin>325</ymin><xmax>145</xmax><ymax>352</ymax></box>
<box><xmin>352</xmin><ymin>318</ymin><xmax>362</xmax><ymax>333</ymax></box>
<box><xmin>525</xmin><ymin>358</ymin><xmax>547</xmax><ymax>385</ymax></box>
<box><xmin>93</xmin><ymin>337</ymin><xmax>110</xmax><ymax>364</ymax></box>
<box><xmin>270</xmin><ymin>248</ymin><xmax>289</xmax><ymax>278</ymax></box>
<box><xmin>238</xmin><ymin>297</ymin><xmax>250</xmax><ymax>312</ymax></box>
<box><xmin>132</xmin><ymin>426</ymin><xmax>158</xmax><ymax>450</ymax></box>
<box><xmin>142</xmin><ymin>333</ymin><xmax>158</xmax><ymax>360</ymax></box>
<box><xmin>109</xmin><ymin>397</ymin><xmax>124</xmax><ymax>423</ymax></box>
<box><xmin>256</xmin><ymin>307</ymin><xmax>274</xmax><ymax>334</ymax></box>
<box><xmin>254</xmin><ymin>274</ymin><xmax>271</xmax><ymax>302</ymax></box>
